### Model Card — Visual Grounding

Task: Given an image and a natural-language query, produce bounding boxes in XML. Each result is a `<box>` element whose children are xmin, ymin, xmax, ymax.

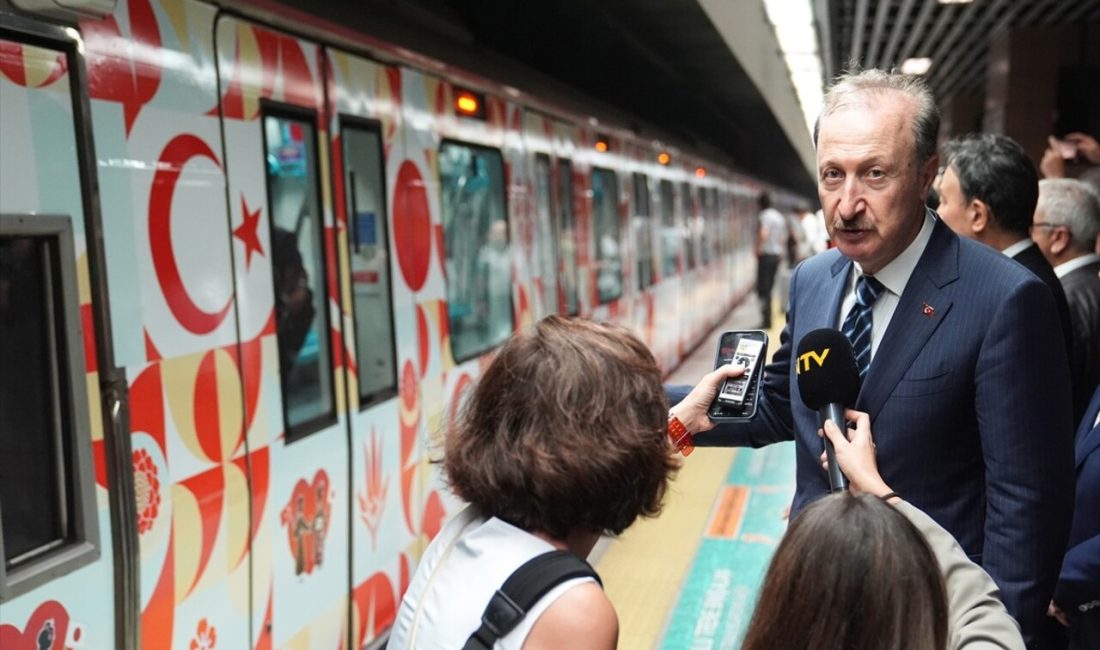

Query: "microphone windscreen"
<box><xmin>796</xmin><ymin>328</ymin><xmax>860</xmax><ymax>409</ymax></box>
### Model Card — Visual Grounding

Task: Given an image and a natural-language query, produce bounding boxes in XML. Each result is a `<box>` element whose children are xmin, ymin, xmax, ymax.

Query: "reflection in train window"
<box><xmin>682</xmin><ymin>182</ymin><xmax>697</xmax><ymax>270</ymax></box>
<box><xmin>341</xmin><ymin>121</ymin><xmax>397</xmax><ymax>407</ymax></box>
<box><xmin>557</xmin><ymin>159</ymin><xmax>578</xmax><ymax>316</ymax></box>
<box><xmin>700</xmin><ymin>186</ymin><xmax>717</xmax><ymax>265</ymax></box>
<box><xmin>0</xmin><ymin>216</ymin><xmax>99</xmax><ymax>599</ymax></box>
<box><xmin>591</xmin><ymin>167</ymin><xmax>622</xmax><ymax>304</ymax></box>
<box><xmin>262</xmin><ymin>112</ymin><xmax>335</xmax><ymax>439</ymax></box>
<box><xmin>533</xmin><ymin>154</ymin><xmax>559</xmax><ymax>315</ymax></box>
<box><xmin>633</xmin><ymin>173</ymin><xmax>654</xmax><ymax>290</ymax></box>
<box><xmin>438</xmin><ymin>141</ymin><xmax>512</xmax><ymax>362</ymax></box>
<box><xmin>659</xmin><ymin>179</ymin><xmax>677</xmax><ymax>278</ymax></box>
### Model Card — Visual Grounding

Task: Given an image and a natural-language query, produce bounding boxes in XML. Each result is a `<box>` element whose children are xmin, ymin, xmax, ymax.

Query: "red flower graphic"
<box><xmin>190</xmin><ymin>618</ymin><xmax>216</xmax><ymax>650</ymax></box>
<box><xmin>133</xmin><ymin>449</ymin><xmax>160</xmax><ymax>534</ymax></box>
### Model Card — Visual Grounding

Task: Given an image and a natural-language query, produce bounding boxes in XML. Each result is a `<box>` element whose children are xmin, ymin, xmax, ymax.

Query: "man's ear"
<box><xmin>970</xmin><ymin>199</ymin><xmax>991</xmax><ymax>235</ymax></box>
<box><xmin>1049</xmin><ymin>227</ymin><xmax>1071</xmax><ymax>257</ymax></box>
<box><xmin>920</xmin><ymin>155</ymin><xmax>939</xmax><ymax>195</ymax></box>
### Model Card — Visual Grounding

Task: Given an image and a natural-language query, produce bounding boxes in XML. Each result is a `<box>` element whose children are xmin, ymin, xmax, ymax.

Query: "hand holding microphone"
<box><xmin>817</xmin><ymin>410</ymin><xmax>893</xmax><ymax>499</ymax></box>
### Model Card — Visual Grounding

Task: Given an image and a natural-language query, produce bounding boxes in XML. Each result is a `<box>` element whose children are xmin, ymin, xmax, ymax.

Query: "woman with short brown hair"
<box><xmin>389</xmin><ymin>315</ymin><xmax>679</xmax><ymax>649</ymax></box>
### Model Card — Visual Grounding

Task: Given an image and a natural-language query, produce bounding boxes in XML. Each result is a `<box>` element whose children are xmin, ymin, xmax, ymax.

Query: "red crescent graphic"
<box><xmin>141</xmin><ymin>530</ymin><xmax>174</xmax><ymax>650</ymax></box>
<box><xmin>149</xmin><ymin>134</ymin><xmax>232</xmax><ymax>334</ymax></box>
<box><xmin>416</xmin><ymin>305</ymin><xmax>430</xmax><ymax>378</ymax></box>
<box><xmin>353</xmin><ymin>571</ymin><xmax>397</xmax><ymax>647</ymax></box>
<box><xmin>179</xmin><ymin>467</ymin><xmax>225</xmax><ymax>599</ymax></box>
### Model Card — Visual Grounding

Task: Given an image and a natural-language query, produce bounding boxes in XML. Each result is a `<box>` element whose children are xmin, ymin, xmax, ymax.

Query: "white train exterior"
<box><xmin>0</xmin><ymin>1</ymin><xmax>796</xmax><ymax>647</ymax></box>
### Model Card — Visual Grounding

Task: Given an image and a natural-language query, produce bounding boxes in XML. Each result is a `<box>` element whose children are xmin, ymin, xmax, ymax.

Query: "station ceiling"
<box><xmin>819</xmin><ymin>0</ymin><xmax>1100</xmax><ymax>101</ymax></box>
<box><xmin>269</xmin><ymin>0</ymin><xmax>819</xmax><ymax>198</ymax></box>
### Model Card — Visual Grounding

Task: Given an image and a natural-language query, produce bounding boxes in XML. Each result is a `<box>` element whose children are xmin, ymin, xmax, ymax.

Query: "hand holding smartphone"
<box><xmin>708</xmin><ymin>330</ymin><xmax>768</xmax><ymax>421</ymax></box>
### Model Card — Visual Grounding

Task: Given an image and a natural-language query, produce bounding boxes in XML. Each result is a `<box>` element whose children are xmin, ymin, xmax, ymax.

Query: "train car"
<box><xmin>0</xmin><ymin>1</ymin><xmax>798</xmax><ymax>647</ymax></box>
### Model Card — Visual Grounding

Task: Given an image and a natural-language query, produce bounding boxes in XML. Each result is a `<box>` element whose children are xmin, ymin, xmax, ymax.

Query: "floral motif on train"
<box><xmin>0</xmin><ymin>600</ymin><xmax>85</xmax><ymax>649</ymax></box>
<box><xmin>357</xmin><ymin>429</ymin><xmax>388</xmax><ymax>549</ymax></box>
<box><xmin>132</xmin><ymin>448</ymin><xmax>161</xmax><ymax>534</ymax></box>
<box><xmin>279</xmin><ymin>470</ymin><xmax>333</xmax><ymax>576</ymax></box>
<box><xmin>189</xmin><ymin>618</ymin><xmax>216</xmax><ymax>650</ymax></box>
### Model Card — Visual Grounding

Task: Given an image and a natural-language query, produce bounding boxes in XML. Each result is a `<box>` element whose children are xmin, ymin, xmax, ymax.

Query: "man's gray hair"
<box><xmin>813</xmin><ymin>68</ymin><xmax>940</xmax><ymax>165</ymax></box>
<box><xmin>1038</xmin><ymin>178</ymin><xmax>1100</xmax><ymax>252</ymax></box>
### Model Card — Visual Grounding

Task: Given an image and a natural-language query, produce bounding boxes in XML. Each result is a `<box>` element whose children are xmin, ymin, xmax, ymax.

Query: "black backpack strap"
<box><xmin>463</xmin><ymin>550</ymin><xmax>602</xmax><ymax>650</ymax></box>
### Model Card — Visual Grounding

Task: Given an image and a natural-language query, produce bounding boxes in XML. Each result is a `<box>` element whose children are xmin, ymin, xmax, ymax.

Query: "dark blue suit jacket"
<box><xmin>1055</xmin><ymin>386</ymin><xmax>1100</xmax><ymax>648</ymax></box>
<box><xmin>669</xmin><ymin>218</ymin><xmax>1076</xmax><ymax>644</ymax></box>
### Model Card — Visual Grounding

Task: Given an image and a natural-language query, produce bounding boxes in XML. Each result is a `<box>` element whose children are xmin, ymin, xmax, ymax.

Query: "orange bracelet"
<box><xmin>668</xmin><ymin>413</ymin><xmax>694</xmax><ymax>456</ymax></box>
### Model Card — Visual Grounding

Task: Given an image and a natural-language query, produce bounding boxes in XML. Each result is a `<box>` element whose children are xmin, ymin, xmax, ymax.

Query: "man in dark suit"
<box><xmin>1034</xmin><ymin>179</ymin><xmax>1100</xmax><ymax>422</ymax></box>
<box><xmin>1050</xmin><ymin>384</ymin><xmax>1100</xmax><ymax>649</ymax></box>
<box><xmin>935</xmin><ymin>133</ymin><xmax>1075</xmax><ymax>412</ymax></box>
<box><xmin>668</xmin><ymin>69</ymin><xmax>1075</xmax><ymax>647</ymax></box>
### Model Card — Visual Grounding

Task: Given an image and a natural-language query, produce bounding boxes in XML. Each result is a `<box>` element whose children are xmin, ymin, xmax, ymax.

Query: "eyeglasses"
<box><xmin>1031</xmin><ymin>222</ymin><xmax>1065</xmax><ymax>232</ymax></box>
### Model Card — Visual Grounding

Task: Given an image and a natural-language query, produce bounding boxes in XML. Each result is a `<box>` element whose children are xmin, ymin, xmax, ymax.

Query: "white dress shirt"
<box><xmin>836</xmin><ymin>212</ymin><xmax>936</xmax><ymax>359</ymax></box>
<box><xmin>1000</xmin><ymin>238</ymin><xmax>1035</xmax><ymax>258</ymax></box>
<box><xmin>1053</xmin><ymin>253</ymin><xmax>1100</xmax><ymax>279</ymax></box>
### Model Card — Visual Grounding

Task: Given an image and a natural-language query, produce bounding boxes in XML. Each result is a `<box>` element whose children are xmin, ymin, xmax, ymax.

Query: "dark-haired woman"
<box><xmin>388</xmin><ymin>316</ymin><xmax>683</xmax><ymax>649</ymax></box>
<box><xmin>741</xmin><ymin>410</ymin><xmax>1025</xmax><ymax>650</ymax></box>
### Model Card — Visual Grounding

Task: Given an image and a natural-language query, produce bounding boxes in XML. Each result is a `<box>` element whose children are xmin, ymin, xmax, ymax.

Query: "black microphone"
<box><xmin>796</xmin><ymin>328</ymin><xmax>861</xmax><ymax>493</ymax></box>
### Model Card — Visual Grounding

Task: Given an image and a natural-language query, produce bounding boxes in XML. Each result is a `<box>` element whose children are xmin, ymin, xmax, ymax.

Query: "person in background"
<box><xmin>1033</xmin><ymin>179</ymin><xmax>1100</xmax><ymax>424</ymax></box>
<box><xmin>799</xmin><ymin>206</ymin><xmax>829</xmax><ymax>256</ymax></box>
<box><xmin>668</xmin><ymin>68</ymin><xmax>1074</xmax><ymax>647</ymax></box>
<box><xmin>741</xmin><ymin>410</ymin><xmax>1025</xmax><ymax>650</ymax></box>
<box><xmin>936</xmin><ymin>133</ymin><xmax>1074</xmax><ymax>412</ymax></box>
<box><xmin>1049</xmin><ymin>383</ymin><xmax>1100</xmax><ymax>650</ymax></box>
<box><xmin>389</xmin><ymin>316</ymin><xmax>678</xmax><ymax>649</ymax></box>
<box><xmin>755</xmin><ymin>192</ymin><xmax>787</xmax><ymax>328</ymax></box>
<box><xmin>1041</xmin><ymin>132</ymin><xmax>1100</xmax><ymax>180</ymax></box>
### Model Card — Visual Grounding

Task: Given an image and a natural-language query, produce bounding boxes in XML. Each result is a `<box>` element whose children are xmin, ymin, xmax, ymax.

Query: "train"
<box><xmin>0</xmin><ymin>0</ymin><xmax>800</xmax><ymax>647</ymax></box>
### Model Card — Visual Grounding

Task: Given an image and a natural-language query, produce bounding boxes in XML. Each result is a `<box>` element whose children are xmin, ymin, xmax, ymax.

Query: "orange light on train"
<box><xmin>695</xmin><ymin>167</ymin><xmax>706</xmax><ymax>178</ymax></box>
<box><xmin>658</xmin><ymin>152</ymin><xmax>671</xmax><ymax>165</ymax></box>
<box><xmin>455</xmin><ymin>92</ymin><xmax>479</xmax><ymax>115</ymax></box>
<box><xmin>595</xmin><ymin>139</ymin><xmax>609</xmax><ymax>153</ymax></box>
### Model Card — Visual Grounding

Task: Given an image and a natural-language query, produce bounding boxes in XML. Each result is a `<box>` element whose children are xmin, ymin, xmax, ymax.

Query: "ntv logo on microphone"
<box><xmin>796</xmin><ymin>348</ymin><xmax>830</xmax><ymax>374</ymax></box>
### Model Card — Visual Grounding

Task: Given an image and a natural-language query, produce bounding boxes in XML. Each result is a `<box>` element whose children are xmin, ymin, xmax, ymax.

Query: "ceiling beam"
<box><xmin>864</xmin><ymin>0</ymin><xmax>893</xmax><ymax>68</ymax></box>
<box><xmin>895</xmin><ymin>0</ymin><xmax>937</xmax><ymax>66</ymax></box>
<box><xmin>878</xmin><ymin>0</ymin><xmax>917</xmax><ymax>69</ymax></box>
<box><xmin>849</xmin><ymin>0</ymin><xmax>870</xmax><ymax>65</ymax></box>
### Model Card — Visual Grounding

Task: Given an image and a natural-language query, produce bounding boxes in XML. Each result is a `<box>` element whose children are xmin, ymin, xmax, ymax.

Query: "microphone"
<box><xmin>796</xmin><ymin>328</ymin><xmax>861</xmax><ymax>493</ymax></box>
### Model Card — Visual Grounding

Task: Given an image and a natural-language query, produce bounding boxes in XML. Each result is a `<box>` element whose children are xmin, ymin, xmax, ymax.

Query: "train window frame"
<box><xmin>556</xmin><ymin>158</ymin><xmax>579</xmax><ymax>316</ymax></box>
<box><xmin>659</xmin><ymin>178</ymin><xmax>677</xmax><ymax>279</ymax></box>
<box><xmin>632</xmin><ymin>172</ymin><xmax>655</xmax><ymax>290</ymax></box>
<box><xmin>0</xmin><ymin>214</ymin><xmax>100</xmax><ymax>602</ymax></box>
<box><xmin>591</xmin><ymin>166</ymin><xmax>622</xmax><ymax>304</ymax></box>
<box><xmin>681</xmin><ymin>181</ymin><xmax>697</xmax><ymax>271</ymax></box>
<box><xmin>533</xmin><ymin>153</ymin><xmax>560</xmax><ymax>316</ymax></box>
<box><xmin>437</xmin><ymin>139</ymin><xmax>514</xmax><ymax>364</ymax></box>
<box><xmin>337</xmin><ymin>115</ymin><xmax>399</xmax><ymax>411</ymax></box>
<box><xmin>259</xmin><ymin>102</ymin><xmax>339</xmax><ymax>442</ymax></box>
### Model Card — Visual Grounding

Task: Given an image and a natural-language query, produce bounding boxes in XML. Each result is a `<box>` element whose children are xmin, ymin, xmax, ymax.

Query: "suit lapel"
<box><xmin>857</xmin><ymin>220</ymin><xmax>958</xmax><ymax>418</ymax></box>
<box><xmin>809</xmin><ymin>255</ymin><xmax>854</xmax><ymax>333</ymax></box>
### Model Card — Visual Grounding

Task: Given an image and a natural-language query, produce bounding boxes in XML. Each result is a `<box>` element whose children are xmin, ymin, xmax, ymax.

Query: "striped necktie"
<box><xmin>842</xmin><ymin>275</ymin><xmax>884</xmax><ymax>378</ymax></box>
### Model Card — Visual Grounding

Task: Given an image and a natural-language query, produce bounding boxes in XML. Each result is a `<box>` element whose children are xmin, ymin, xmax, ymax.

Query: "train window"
<box><xmin>0</xmin><ymin>215</ymin><xmax>99</xmax><ymax>601</ymax></box>
<box><xmin>533</xmin><ymin>155</ymin><xmax>559</xmax><ymax>315</ymax></box>
<box><xmin>659</xmin><ymin>179</ymin><xmax>677</xmax><ymax>278</ymax></box>
<box><xmin>556</xmin><ymin>159</ymin><xmax>579</xmax><ymax>316</ymax></box>
<box><xmin>438</xmin><ymin>141</ymin><xmax>512</xmax><ymax>362</ymax></box>
<box><xmin>341</xmin><ymin>120</ymin><xmax>398</xmax><ymax>407</ymax></box>
<box><xmin>632</xmin><ymin>173</ymin><xmax>655</xmax><ymax>290</ymax></box>
<box><xmin>262</xmin><ymin>111</ymin><xmax>336</xmax><ymax>440</ymax></box>
<box><xmin>591</xmin><ymin>167</ymin><xmax>622</xmax><ymax>303</ymax></box>
<box><xmin>681</xmin><ymin>182</ymin><xmax>697</xmax><ymax>270</ymax></box>
<box><xmin>700</xmin><ymin>186</ymin><xmax>717</xmax><ymax>264</ymax></box>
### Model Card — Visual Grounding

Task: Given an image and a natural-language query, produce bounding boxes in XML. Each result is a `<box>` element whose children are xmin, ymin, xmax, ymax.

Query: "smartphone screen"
<box><xmin>708</xmin><ymin>330</ymin><xmax>768</xmax><ymax>421</ymax></box>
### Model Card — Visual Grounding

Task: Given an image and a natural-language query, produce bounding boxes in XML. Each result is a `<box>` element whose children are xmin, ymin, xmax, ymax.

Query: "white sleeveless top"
<box><xmin>388</xmin><ymin>507</ymin><xmax>596</xmax><ymax>649</ymax></box>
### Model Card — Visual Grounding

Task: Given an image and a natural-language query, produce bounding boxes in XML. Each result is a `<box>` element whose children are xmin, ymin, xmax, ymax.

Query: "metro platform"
<box><xmin>593</xmin><ymin>294</ymin><xmax>796</xmax><ymax>649</ymax></box>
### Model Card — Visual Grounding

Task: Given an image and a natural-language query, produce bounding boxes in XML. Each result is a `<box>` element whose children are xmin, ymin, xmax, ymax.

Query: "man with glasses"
<box><xmin>1034</xmin><ymin>179</ymin><xmax>1100</xmax><ymax>421</ymax></box>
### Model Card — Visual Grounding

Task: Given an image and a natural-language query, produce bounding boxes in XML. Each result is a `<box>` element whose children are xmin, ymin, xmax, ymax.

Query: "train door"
<box><xmin>214</xmin><ymin>17</ymin><xmax>349</xmax><ymax>649</ymax></box>
<box><xmin>0</xmin><ymin>15</ymin><xmax>130</xmax><ymax>649</ymax></box>
<box><xmin>321</xmin><ymin>47</ymin><xmax>427</xmax><ymax>646</ymax></box>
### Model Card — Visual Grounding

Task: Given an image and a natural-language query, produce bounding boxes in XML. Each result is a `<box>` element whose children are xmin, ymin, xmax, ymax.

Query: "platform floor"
<box><xmin>594</xmin><ymin>292</ymin><xmax>795</xmax><ymax>650</ymax></box>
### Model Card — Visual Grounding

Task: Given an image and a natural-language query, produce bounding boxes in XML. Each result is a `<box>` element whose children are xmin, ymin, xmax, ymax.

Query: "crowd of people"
<box><xmin>390</xmin><ymin>68</ymin><xmax>1099</xmax><ymax>650</ymax></box>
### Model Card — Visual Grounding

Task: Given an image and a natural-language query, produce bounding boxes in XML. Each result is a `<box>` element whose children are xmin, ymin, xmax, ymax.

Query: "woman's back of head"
<box><xmin>741</xmin><ymin>493</ymin><xmax>948</xmax><ymax>650</ymax></box>
<box><xmin>444</xmin><ymin>316</ymin><xmax>678</xmax><ymax>540</ymax></box>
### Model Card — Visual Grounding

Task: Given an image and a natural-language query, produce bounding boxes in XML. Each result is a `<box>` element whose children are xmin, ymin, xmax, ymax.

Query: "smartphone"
<box><xmin>1055</xmin><ymin>138</ymin><xmax>1077</xmax><ymax>161</ymax></box>
<box><xmin>708</xmin><ymin>330</ymin><xmax>769</xmax><ymax>421</ymax></box>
